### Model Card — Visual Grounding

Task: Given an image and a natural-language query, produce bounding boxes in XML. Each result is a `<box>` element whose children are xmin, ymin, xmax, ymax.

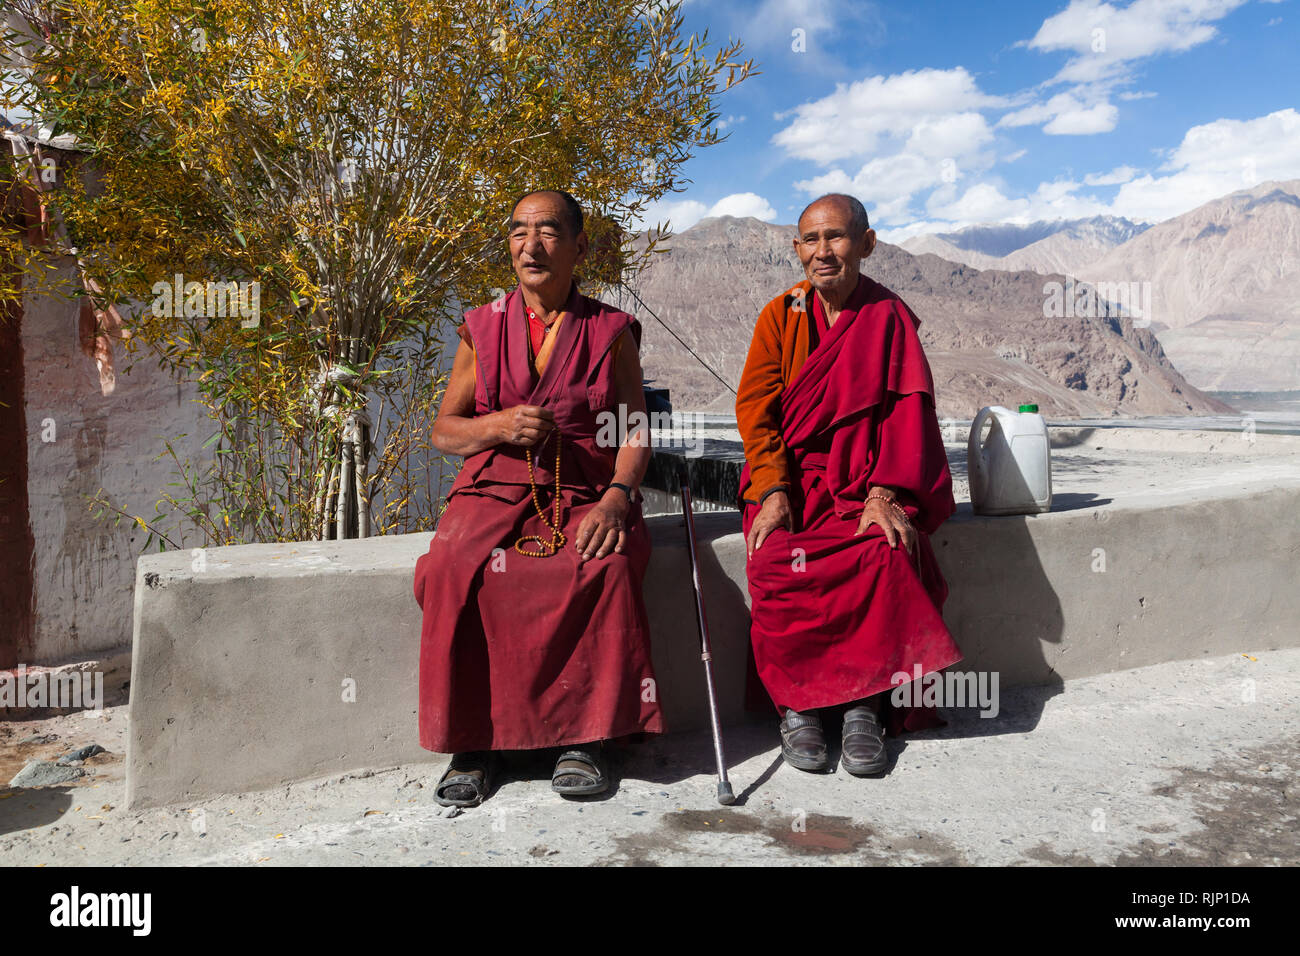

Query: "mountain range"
<box><xmin>899</xmin><ymin>181</ymin><xmax>1300</xmax><ymax>391</ymax></box>
<box><xmin>902</xmin><ymin>216</ymin><xmax>1151</xmax><ymax>275</ymax></box>
<box><xmin>619</xmin><ymin>216</ymin><xmax>1234</xmax><ymax>420</ymax></box>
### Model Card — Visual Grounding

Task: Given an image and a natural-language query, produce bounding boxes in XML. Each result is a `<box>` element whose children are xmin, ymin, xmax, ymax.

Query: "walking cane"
<box><xmin>677</xmin><ymin>461</ymin><xmax>735</xmax><ymax>806</ymax></box>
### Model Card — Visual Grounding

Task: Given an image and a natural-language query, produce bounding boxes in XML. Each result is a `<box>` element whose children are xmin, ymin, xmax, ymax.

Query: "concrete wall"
<box><xmin>21</xmin><ymin>266</ymin><xmax>212</xmax><ymax>664</ymax></box>
<box><xmin>125</xmin><ymin>480</ymin><xmax>1300</xmax><ymax>809</ymax></box>
<box><xmin>13</xmin><ymin>274</ymin><xmax>462</xmax><ymax>666</ymax></box>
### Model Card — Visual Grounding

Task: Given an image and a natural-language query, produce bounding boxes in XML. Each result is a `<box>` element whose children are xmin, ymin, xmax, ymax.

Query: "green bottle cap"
<box><xmin>1018</xmin><ymin>403</ymin><xmax>1039</xmax><ymax>413</ymax></box>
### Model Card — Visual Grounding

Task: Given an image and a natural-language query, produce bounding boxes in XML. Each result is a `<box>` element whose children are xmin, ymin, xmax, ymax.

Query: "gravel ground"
<box><xmin>2</xmin><ymin>648</ymin><xmax>1295</xmax><ymax>866</ymax></box>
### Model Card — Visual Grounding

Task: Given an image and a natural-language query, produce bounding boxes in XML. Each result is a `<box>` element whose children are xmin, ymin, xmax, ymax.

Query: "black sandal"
<box><xmin>435</xmin><ymin>751</ymin><xmax>493</xmax><ymax>807</ymax></box>
<box><xmin>551</xmin><ymin>744</ymin><xmax>608</xmax><ymax>797</ymax></box>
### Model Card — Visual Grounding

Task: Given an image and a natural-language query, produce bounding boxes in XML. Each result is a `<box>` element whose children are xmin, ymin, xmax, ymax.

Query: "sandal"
<box><xmin>551</xmin><ymin>743</ymin><xmax>608</xmax><ymax>797</ymax></box>
<box><xmin>435</xmin><ymin>751</ymin><xmax>493</xmax><ymax>807</ymax></box>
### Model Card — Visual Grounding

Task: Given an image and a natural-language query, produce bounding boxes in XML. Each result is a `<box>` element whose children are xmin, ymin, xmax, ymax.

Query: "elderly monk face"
<box><xmin>509</xmin><ymin>191</ymin><xmax>588</xmax><ymax>299</ymax></box>
<box><xmin>794</xmin><ymin>197</ymin><xmax>876</xmax><ymax>300</ymax></box>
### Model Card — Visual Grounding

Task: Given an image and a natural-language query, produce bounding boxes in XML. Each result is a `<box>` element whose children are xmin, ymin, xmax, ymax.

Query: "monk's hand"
<box><xmin>575</xmin><ymin>492</ymin><xmax>628</xmax><ymax>561</ymax></box>
<box><xmin>856</xmin><ymin>497</ymin><xmax>916</xmax><ymax>554</ymax></box>
<box><xmin>746</xmin><ymin>490</ymin><xmax>793</xmax><ymax>559</ymax></box>
<box><xmin>496</xmin><ymin>404</ymin><xmax>555</xmax><ymax>448</ymax></box>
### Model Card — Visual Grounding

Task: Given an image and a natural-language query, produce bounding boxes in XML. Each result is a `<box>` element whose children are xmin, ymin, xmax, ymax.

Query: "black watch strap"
<box><xmin>608</xmin><ymin>482</ymin><xmax>636</xmax><ymax>502</ymax></box>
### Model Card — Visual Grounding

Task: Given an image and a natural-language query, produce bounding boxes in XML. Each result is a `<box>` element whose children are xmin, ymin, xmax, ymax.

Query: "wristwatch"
<box><xmin>608</xmin><ymin>482</ymin><xmax>637</xmax><ymax>502</ymax></box>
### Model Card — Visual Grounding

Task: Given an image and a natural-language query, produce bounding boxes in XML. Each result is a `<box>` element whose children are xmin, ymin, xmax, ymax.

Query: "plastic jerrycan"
<box><xmin>968</xmin><ymin>404</ymin><xmax>1053</xmax><ymax>515</ymax></box>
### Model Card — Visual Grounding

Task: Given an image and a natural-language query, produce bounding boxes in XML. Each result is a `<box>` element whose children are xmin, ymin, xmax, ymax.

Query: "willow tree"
<box><xmin>0</xmin><ymin>0</ymin><xmax>753</xmax><ymax>544</ymax></box>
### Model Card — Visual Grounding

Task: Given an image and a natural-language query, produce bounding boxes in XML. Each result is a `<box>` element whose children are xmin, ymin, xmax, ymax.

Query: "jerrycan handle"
<box><xmin>968</xmin><ymin>405</ymin><xmax>1014</xmax><ymax>471</ymax></box>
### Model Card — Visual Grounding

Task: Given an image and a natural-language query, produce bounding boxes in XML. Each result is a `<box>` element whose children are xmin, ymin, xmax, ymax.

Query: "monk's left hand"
<box><xmin>575</xmin><ymin>493</ymin><xmax>629</xmax><ymax>561</ymax></box>
<box><xmin>855</xmin><ymin>498</ymin><xmax>917</xmax><ymax>554</ymax></box>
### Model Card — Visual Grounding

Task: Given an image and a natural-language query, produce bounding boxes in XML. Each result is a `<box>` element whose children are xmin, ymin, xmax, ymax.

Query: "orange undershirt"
<box><xmin>735</xmin><ymin>279</ymin><xmax>829</xmax><ymax>504</ymax></box>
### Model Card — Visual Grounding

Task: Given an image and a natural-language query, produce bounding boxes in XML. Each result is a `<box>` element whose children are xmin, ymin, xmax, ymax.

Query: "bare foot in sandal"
<box><xmin>435</xmin><ymin>751</ymin><xmax>493</xmax><ymax>806</ymax></box>
<box><xmin>552</xmin><ymin>741</ymin><xmax>608</xmax><ymax>797</ymax></box>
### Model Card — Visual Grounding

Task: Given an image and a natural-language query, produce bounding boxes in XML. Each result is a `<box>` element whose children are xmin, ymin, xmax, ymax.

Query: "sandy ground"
<box><xmin>2</xmin><ymin>647</ymin><xmax>1295</xmax><ymax>866</ymax></box>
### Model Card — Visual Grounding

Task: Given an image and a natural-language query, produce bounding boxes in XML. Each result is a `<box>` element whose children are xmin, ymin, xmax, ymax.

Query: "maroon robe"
<box><xmin>737</xmin><ymin>277</ymin><xmax>963</xmax><ymax>735</ymax></box>
<box><xmin>413</xmin><ymin>284</ymin><xmax>664</xmax><ymax>753</ymax></box>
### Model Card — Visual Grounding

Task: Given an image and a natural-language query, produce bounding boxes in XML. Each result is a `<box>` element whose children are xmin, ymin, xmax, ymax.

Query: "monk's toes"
<box><xmin>442</xmin><ymin>783</ymin><xmax>478</xmax><ymax>803</ymax></box>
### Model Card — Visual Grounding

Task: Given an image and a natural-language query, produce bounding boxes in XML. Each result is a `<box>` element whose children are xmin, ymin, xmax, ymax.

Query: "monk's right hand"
<box><xmin>746</xmin><ymin>491</ymin><xmax>793</xmax><ymax>559</ymax></box>
<box><xmin>495</xmin><ymin>405</ymin><xmax>555</xmax><ymax>447</ymax></box>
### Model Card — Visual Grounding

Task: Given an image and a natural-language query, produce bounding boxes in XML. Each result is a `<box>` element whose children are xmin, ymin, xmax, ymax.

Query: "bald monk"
<box><xmin>735</xmin><ymin>193</ymin><xmax>963</xmax><ymax>776</ymax></box>
<box><xmin>413</xmin><ymin>189</ymin><xmax>662</xmax><ymax>806</ymax></box>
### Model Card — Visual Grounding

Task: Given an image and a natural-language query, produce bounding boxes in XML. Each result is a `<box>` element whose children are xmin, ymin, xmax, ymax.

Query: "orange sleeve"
<box><xmin>454</xmin><ymin>321</ymin><xmax>477</xmax><ymax>384</ymax></box>
<box><xmin>736</xmin><ymin>298</ymin><xmax>792</xmax><ymax>504</ymax></box>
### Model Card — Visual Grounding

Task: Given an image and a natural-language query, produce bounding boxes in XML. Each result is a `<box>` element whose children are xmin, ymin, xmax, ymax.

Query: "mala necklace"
<box><xmin>514</xmin><ymin>426</ymin><xmax>567</xmax><ymax>558</ymax></box>
<box><xmin>513</xmin><ymin>304</ymin><xmax>567</xmax><ymax>557</ymax></box>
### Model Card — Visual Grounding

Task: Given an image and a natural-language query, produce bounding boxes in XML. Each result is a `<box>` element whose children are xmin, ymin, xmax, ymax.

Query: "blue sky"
<box><xmin>645</xmin><ymin>0</ymin><xmax>1300</xmax><ymax>239</ymax></box>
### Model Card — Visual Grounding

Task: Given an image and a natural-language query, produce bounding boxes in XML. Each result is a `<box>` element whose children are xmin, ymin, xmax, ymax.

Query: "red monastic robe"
<box><xmin>736</xmin><ymin>275</ymin><xmax>963</xmax><ymax>735</ymax></box>
<box><xmin>413</xmin><ymin>284</ymin><xmax>664</xmax><ymax>753</ymax></box>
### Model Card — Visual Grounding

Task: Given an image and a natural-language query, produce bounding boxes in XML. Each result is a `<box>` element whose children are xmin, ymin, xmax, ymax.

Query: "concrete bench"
<box><xmin>126</xmin><ymin>440</ymin><xmax>1300</xmax><ymax>809</ymax></box>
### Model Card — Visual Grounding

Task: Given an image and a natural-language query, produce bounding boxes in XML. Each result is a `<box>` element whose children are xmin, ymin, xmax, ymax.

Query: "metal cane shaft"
<box><xmin>680</xmin><ymin>475</ymin><xmax>733</xmax><ymax>801</ymax></box>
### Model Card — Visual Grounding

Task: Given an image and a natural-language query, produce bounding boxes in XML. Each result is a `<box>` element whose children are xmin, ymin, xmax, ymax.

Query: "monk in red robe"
<box><xmin>736</xmin><ymin>193</ymin><xmax>962</xmax><ymax>776</ymax></box>
<box><xmin>413</xmin><ymin>190</ymin><xmax>662</xmax><ymax>806</ymax></box>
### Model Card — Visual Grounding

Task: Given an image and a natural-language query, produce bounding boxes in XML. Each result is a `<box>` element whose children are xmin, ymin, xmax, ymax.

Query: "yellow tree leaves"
<box><xmin>3</xmin><ymin>0</ymin><xmax>753</xmax><ymax>543</ymax></box>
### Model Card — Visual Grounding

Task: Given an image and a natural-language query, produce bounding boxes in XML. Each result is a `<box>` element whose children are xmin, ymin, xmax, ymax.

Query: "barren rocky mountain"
<box><xmin>897</xmin><ymin>234</ymin><xmax>1001</xmax><ymax>271</ymax></box>
<box><xmin>615</xmin><ymin>216</ymin><xmax>1234</xmax><ymax>420</ymax></box>
<box><xmin>898</xmin><ymin>183</ymin><xmax>1300</xmax><ymax>391</ymax></box>
<box><xmin>1078</xmin><ymin>180</ymin><xmax>1300</xmax><ymax>391</ymax></box>
<box><xmin>900</xmin><ymin>216</ymin><xmax>1148</xmax><ymax>275</ymax></box>
<box><xmin>1001</xmin><ymin>217</ymin><xmax>1151</xmax><ymax>275</ymax></box>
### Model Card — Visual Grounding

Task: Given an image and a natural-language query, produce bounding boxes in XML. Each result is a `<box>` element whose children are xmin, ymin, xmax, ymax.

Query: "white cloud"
<box><xmin>1027</xmin><ymin>0</ymin><xmax>1248</xmax><ymax>86</ymax></box>
<box><xmin>1001</xmin><ymin>91</ymin><xmax>1118</xmax><ymax>135</ymax></box>
<box><xmin>707</xmin><ymin>192</ymin><xmax>778</xmax><ymax>220</ymax></box>
<box><xmin>738</xmin><ymin>0</ymin><xmax>884</xmax><ymax>54</ymax></box>
<box><xmin>636</xmin><ymin>198</ymin><xmax>709</xmax><ymax>232</ymax></box>
<box><xmin>1044</xmin><ymin>100</ymin><xmax>1118</xmax><ymax>134</ymax></box>
<box><xmin>772</xmin><ymin>67</ymin><xmax>1005</xmax><ymax>163</ymax></box>
<box><xmin>1084</xmin><ymin>165</ymin><xmax>1139</xmax><ymax>185</ymax></box>
<box><xmin>923</xmin><ymin>178</ymin><xmax>1113</xmax><ymax>227</ymax></box>
<box><xmin>1111</xmin><ymin>108</ymin><xmax>1300</xmax><ymax>221</ymax></box>
<box><xmin>773</xmin><ymin>67</ymin><xmax>1007</xmax><ymax>221</ymax></box>
<box><xmin>890</xmin><ymin>109</ymin><xmax>1300</xmax><ymax>237</ymax></box>
<box><xmin>635</xmin><ymin>192</ymin><xmax>778</xmax><ymax>231</ymax></box>
<box><xmin>873</xmin><ymin>219</ymin><xmax>950</xmax><ymax>244</ymax></box>
<box><xmin>926</xmin><ymin>182</ymin><xmax>1027</xmax><ymax>223</ymax></box>
<box><xmin>1002</xmin><ymin>1</ymin><xmax>1243</xmax><ymax>138</ymax></box>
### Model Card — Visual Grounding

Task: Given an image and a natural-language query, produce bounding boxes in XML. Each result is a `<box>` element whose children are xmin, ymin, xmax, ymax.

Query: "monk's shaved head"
<box><xmin>793</xmin><ymin>192</ymin><xmax>876</xmax><ymax>306</ymax></box>
<box><xmin>798</xmin><ymin>194</ymin><xmax>870</xmax><ymax>238</ymax></box>
<box><xmin>511</xmin><ymin>189</ymin><xmax>584</xmax><ymax>238</ymax></box>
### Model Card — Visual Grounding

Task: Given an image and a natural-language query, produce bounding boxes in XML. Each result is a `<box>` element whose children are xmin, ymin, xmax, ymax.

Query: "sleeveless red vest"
<box><xmin>449</xmin><ymin>282</ymin><xmax>640</xmax><ymax>498</ymax></box>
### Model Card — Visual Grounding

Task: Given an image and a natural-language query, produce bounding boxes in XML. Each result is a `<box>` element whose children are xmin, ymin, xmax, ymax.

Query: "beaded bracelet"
<box><xmin>866</xmin><ymin>491</ymin><xmax>910</xmax><ymax>521</ymax></box>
